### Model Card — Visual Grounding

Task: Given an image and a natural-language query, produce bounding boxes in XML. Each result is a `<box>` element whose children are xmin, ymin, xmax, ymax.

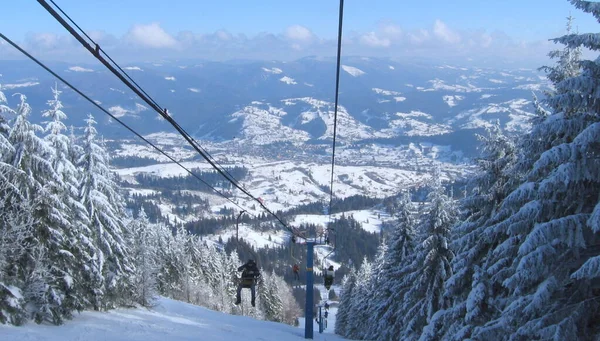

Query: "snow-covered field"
<box><xmin>1</xmin><ymin>297</ymin><xmax>347</xmax><ymax>341</ymax></box>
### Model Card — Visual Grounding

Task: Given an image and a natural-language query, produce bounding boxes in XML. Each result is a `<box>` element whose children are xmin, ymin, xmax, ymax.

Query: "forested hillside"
<box><xmin>335</xmin><ymin>8</ymin><xmax>600</xmax><ymax>340</ymax></box>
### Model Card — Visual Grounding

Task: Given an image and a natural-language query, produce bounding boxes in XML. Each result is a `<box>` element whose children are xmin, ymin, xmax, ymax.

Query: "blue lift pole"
<box><xmin>318</xmin><ymin>305</ymin><xmax>324</xmax><ymax>333</ymax></box>
<box><xmin>304</xmin><ymin>241</ymin><xmax>314</xmax><ymax>339</ymax></box>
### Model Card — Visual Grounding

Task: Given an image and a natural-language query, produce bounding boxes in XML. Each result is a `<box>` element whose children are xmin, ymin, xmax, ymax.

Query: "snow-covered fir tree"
<box><xmin>334</xmin><ymin>268</ymin><xmax>357</xmax><ymax>336</ymax></box>
<box><xmin>394</xmin><ymin>167</ymin><xmax>456</xmax><ymax>340</ymax></box>
<box><xmin>4</xmin><ymin>93</ymin><xmax>74</xmax><ymax>324</ymax></box>
<box><xmin>41</xmin><ymin>85</ymin><xmax>97</xmax><ymax>321</ymax></box>
<box><xmin>258</xmin><ymin>271</ymin><xmax>284</xmax><ymax>322</ymax></box>
<box><xmin>465</xmin><ymin>5</ymin><xmax>600</xmax><ymax>340</ymax></box>
<box><xmin>422</xmin><ymin>122</ymin><xmax>517</xmax><ymax>340</ymax></box>
<box><xmin>128</xmin><ymin>208</ymin><xmax>158</xmax><ymax>307</ymax></box>
<box><xmin>78</xmin><ymin>114</ymin><xmax>134</xmax><ymax>310</ymax></box>
<box><xmin>343</xmin><ymin>258</ymin><xmax>373</xmax><ymax>340</ymax></box>
<box><xmin>372</xmin><ymin>191</ymin><xmax>417</xmax><ymax>340</ymax></box>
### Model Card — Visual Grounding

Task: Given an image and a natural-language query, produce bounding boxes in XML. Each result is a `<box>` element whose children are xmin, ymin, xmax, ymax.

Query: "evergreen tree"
<box><xmin>345</xmin><ymin>258</ymin><xmax>373</xmax><ymax>340</ymax></box>
<box><xmin>334</xmin><ymin>269</ymin><xmax>357</xmax><ymax>336</ymax></box>
<box><xmin>78</xmin><ymin>114</ymin><xmax>132</xmax><ymax>309</ymax></box>
<box><xmin>41</xmin><ymin>85</ymin><xmax>95</xmax><ymax>321</ymax></box>
<box><xmin>258</xmin><ymin>271</ymin><xmax>284</xmax><ymax>322</ymax></box>
<box><xmin>370</xmin><ymin>191</ymin><xmax>417</xmax><ymax>339</ymax></box>
<box><xmin>469</xmin><ymin>7</ymin><xmax>600</xmax><ymax>340</ymax></box>
<box><xmin>0</xmin><ymin>170</ymin><xmax>33</xmax><ymax>325</ymax></box>
<box><xmin>423</xmin><ymin>122</ymin><xmax>516</xmax><ymax>340</ymax></box>
<box><xmin>4</xmin><ymin>93</ymin><xmax>74</xmax><ymax>324</ymax></box>
<box><xmin>395</xmin><ymin>167</ymin><xmax>457</xmax><ymax>340</ymax></box>
<box><xmin>129</xmin><ymin>208</ymin><xmax>158</xmax><ymax>307</ymax></box>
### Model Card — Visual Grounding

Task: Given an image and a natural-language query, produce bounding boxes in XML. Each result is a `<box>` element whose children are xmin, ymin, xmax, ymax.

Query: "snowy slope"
<box><xmin>1</xmin><ymin>297</ymin><xmax>347</xmax><ymax>341</ymax></box>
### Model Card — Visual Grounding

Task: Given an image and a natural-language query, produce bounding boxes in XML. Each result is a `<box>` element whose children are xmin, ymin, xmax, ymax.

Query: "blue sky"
<box><xmin>1</xmin><ymin>0</ymin><xmax>597</xmax><ymax>64</ymax></box>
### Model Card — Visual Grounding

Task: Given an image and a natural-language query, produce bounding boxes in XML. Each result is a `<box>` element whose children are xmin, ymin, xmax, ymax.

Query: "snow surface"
<box><xmin>341</xmin><ymin>65</ymin><xmax>365</xmax><ymax>77</ymax></box>
<box><xmin>447</xmin><ymin>98</ymin><xmax>533</xmax><ymax>132</ymax></box>
<box><xmin>0</xmin><ymin>81</ymin><xmax>40</xmax><ymax>90</ymax></box>
<box><xmin>263</xmin><ymin>67</ymin><xmax>283</xmax><ymax>74</ymax></box>
<box><xmin>422</xmin><ymin>79</ymin><xmax>482</xmax><ymax>93</ymax></box>
<box><xmin>204</xmin><ymin>224</ymin><xmax>288</xmax><ymax>250</ymax></box>
<box><xmin>107</xmin><ymin>103</ymin><xmax>148</xmax><ymax>118</ymax></box>
<box><xmin>280</xmin><ymin>76</ymin><xmax>298</xmax><ymax>85</ymax></box>
<box><xmin>290</xmin><ymin>209</ymin><xmax>388</xmax><ymax>234</ymax></box>
<box><xmin>68</xmin><ymin>66</ymin><xmax>94</xmax><ymax>72</ymax></box>
<box><xmin>443</xmin><ymin>95</ymin><xmax>465</xmax><ymax>107</ymax></box>
<box><xmin>372</xmin><ymin>88</ymin><xmax>401</xmax><ymax>96</ymax></box>
<box><xmin>1</xmin><ymin>297</ymin><xmax>347</xmax><ymax>341</ymax></box>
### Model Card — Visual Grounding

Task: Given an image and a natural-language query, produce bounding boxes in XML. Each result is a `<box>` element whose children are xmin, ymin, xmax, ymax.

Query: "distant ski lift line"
<box><xmin>36</xmin><ymin>0</ymin><xmax>303</xmax><ymax>238</ymax></box>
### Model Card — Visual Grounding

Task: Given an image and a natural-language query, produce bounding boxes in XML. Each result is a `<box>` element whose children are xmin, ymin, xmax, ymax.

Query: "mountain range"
<box><xmin>0</xmin><ymin>57</ymin><xmax>549</xmax><ymax>154</ymax></box>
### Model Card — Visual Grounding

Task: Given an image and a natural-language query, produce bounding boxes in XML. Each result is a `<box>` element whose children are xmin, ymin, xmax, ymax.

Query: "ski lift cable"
<box><xmin>40</xmin><ymin>0</ymin><xmax>249</xmax><ymax>202</ymax></box>
<box><xmin>47</xmin><ymin>0</ymin><xmax>248</xmax><ymax>195</ymax></box>
<box><xmin>37</xmin><ymin>0</ymin><xmax>302</xmax><ymax>237</ymax></box>
<box><xmin>0</xmin><ymin>32</ymin><xmax>254</xmax><ymax>217</ymax></box>
<box><xmin>324</xmin><ymin>0</ymin><xmax>345</xmax><ymax>260</ymax></box>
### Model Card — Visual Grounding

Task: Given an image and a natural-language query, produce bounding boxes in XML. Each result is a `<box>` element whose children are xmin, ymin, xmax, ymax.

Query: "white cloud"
<box><xmin>28</xmin><ymin>33</ymin><xmax>61</xmax><ymax>48</ymax></box>
<box><xmin>125</xmin><ymin>23</ymin><xmax>177</xmax><ymax>48</ymax></box>
<box><xmin>2</xmin><ymin>20</ymin><xmax>559</xmax><ymax>67</ymax></box>
<box><xmin>165</xmin><ymin>76</ymin><xmax>176</xmax><ymax>81</ymax></box>
<box><xmin>215</xmin><ymin>30</ymin><xmax>233</xmax><ymax>41</ymax></box>
<box><xmin>360</xmin><ymin>32</ymin><xmax>391</xmax><ymax>47</ymax></box>
<box><xmin>285</xmin><ymin>25</ymin><xmax>314</xmax><ymax>42</ymax></box>
<box><xmin>380</xmin><ymin>23</ymin><xmax>402</xmax><ymax>38</ymax></box>
<box><xmin>408</xmin><ymin>29</ymin><xmax>431</xmax><ymax>44</ymax></box>
<box><xmin>480</xmin><ymin>33</ymin><xmax>493</xmax><ymax>48</ymax></box>
<box><xmin>433</xmin><ymin>20</ymin><xmax>461</xmax><ymax>44</ymax></box>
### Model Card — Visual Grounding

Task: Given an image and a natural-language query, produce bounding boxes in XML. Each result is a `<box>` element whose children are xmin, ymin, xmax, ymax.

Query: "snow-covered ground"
<box><xmin>1</xmin><ymin>297</ymin><xmax>347</xmax><ymax>341</ymax></box>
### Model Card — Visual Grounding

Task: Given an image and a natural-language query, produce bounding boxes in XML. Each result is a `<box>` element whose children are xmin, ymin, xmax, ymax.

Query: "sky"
<box><xmin>1</xmin><ymin>0</ymin><xmax>598</xmax><ymax>65</ymax></box>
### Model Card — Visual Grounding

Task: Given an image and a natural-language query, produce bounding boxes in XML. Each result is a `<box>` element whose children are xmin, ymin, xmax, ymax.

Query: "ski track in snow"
<box><xmin>1</xmin><ymin>297</ymin><xmax>348</xmax><ymax>341</ymax></box>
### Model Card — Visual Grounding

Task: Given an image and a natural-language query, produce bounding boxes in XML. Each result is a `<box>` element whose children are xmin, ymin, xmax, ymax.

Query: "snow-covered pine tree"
<box><xmin>258</xmin><ymin>271</ymin><xmax>284</xmax><ymax>322</ymax></box>
<box><xmin>0</xmin><ymin>90</ymin><xmax>29</xmax><ymax>325</ymax></box>
<box><xmin>396</xmin><ymin>167</ymin><xmax>457</xmax><ymax>340</ymax></box>
<box><xmin>274</xmin><ymin>274</ymin><xmax>301</xmax><ymax>325</ymax></box>
<box><xmin>363</xmin><ymin>238</ymin><xmax>387</xmax><ymax>340</ymax></box>
<box><xmin>539</xmin><ymin>14</ymin><xmax>581</xmax><ymax>91</ymax></box>
<box><xmin>0</xmin><ymin>165</ymin><xmax>33</xmax><ymax>325</ymax></box>
<box><xmin>334</xmin><ymin>269</ymin><xmax>357</xmax><ymax>336</ymax></box>
<box><xmin>471</xmin><ymin>6</ymin><xmax>600</xmax><ymax>340</ymax></box>
<box><xmin>155</xmin><ymin>224</ymin><xmax>185</xmax><ymax>299</ymax></box>
<box><xmin>219</xmin><ymin>250</ymin><xmax>240</xmax><ymax>313</ymax></box>
<box><xmin>422</xmin><ymin>122</ymin><xmax>516</xmax><ymax>340</ymax></box>
<box><xmin>41</xmin><ymin>84</ymin><xmax>96</xmax><ymax>320</ymax></box>
<box><xmin>78</xmin><ymin>114</ymin><xmax>133</xmax><ymax>309</ymax></box>
<box><xmin>4</xmin><ymin>93</ymin><xmax>73</xmax><ymax>324</ymax></box>
<box><xmin>372</xmin><ymin>191</ymin><xmax>416</xmax><ymax>340</ymax></box>
<box><xmin>129</xmin><ymin>208</ymin><xmax>158</xmax><ymax>307</ymax></box>
<box><xmin>344</xmin><ymin>258</ymin><xmax>372</xmax><ymax>340</ymax></box>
